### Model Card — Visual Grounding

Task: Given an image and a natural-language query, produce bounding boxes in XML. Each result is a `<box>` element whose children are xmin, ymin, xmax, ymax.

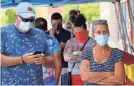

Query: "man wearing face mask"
<box><xmin>49</xmin><ymin>12</ymin><xmax>71</xmax><ymax>83</ymax></box>
<box><xmin>0</xmin><ymin>2</ymin><xmax>61</xmax><ymax>85</ymax></box>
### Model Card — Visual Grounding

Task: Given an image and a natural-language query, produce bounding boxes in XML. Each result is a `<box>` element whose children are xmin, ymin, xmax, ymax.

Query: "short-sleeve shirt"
<box><xmin>0</xmin><ymin>24</ymin><xmax>60</xmax><ymax>85</ymax></box>
<box><xmin>42</xmin><ymin>32</ymin><xmax>61</xmax><ymax>80</ymax></box>
<box><xmin>82</xmin><ymin>48</ymin><xmax>124</xmax><ymax>72</ymax></box>
<box><xmin>55</xmin><ymin>28</ymin><xmax>71</xmax><ymax>44</ymax></box>
<box><xmin>82</xmin><ymin>48</ymin><xmax>123</xmax><ymax>85</ymax></box>
<box><xmin>67</xmin><ymin>37</ymin><xmax>94</xmax><ymax>74</ymax></box>
<box><xmin>54</xmin><ymin>28</ymin><xmax>71</xmax><ymax>68</ymax></box>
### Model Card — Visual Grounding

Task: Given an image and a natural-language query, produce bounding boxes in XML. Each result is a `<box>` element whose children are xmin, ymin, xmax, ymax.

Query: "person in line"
<box><xmin>80</xmin><ymin>19</ymin><xmax>125</xmax><ymax>85</ymax></box>
<box><xmin>0</xmin><ymin>2</ymin><xmax>60</xmax><ymax>85</ymax></box>
<box><xmin>49</xmin><ymin>13</ymin><xmax>71</xmax><ymax>78</ymax></box>
<box><xmin>69</xmin><ymin>10</ymin><xmax>79</xmax><ymax>28</ymax></box>
<box><xmin>64</xmin><ymin>21</ymin><xmax>74</xmax><ymax>38</ymax></box>
<box><xmin>34</xmin><ymin>17</ymin><xmax>62</xmax><ymax>85</ymax></box>
<box><xmin>63</xmin><ymin>14</ymin><xmax>94</xmax><ymax>85</ymax></box>
<box><xmin>49</xmin><ymin>13</ymin><xmax>71</xmax><ymax>84</ymax></box>
<box><xmin>69</xmin><ymin>9</ymin><xmax>90</xmax><ymax>30</ymax></box>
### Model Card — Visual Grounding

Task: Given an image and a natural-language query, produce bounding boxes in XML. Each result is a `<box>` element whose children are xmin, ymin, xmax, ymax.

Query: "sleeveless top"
<box><xmin>68</xmin><ymin>37</ymin><xmax>94</xmax><ymax>74</ymax></box>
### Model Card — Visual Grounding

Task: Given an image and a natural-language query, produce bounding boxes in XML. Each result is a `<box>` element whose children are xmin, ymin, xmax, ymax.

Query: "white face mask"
<box><xmin>95</xmin><ymin>34</ymin><xmax>109</xmax><ymax>46</ymax></box>
<box><xmin>18</xmin><ymin>21</ymin><xmax>32</xmax><ymax>33</ymax></box>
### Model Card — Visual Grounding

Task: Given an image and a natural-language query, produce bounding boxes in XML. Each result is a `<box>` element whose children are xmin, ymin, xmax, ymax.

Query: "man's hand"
<box><xmin>22</xmin><ymin>53</ymin><xmax>42</xmax><ymax>64</ymax></box>
<box><xmin>34</xmin><ymin>54</ymin><xmax>46</xmax><ymax>64</ymax></box>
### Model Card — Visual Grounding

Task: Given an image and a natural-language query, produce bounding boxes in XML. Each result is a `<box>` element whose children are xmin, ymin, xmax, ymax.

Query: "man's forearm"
<box><xmin>0</xmin><ymin>53</ymin><xmax>23</xmax><ymax>67</ymax></box>
<box><xmin>55</xmin><ymin>60</ymin><xmax>62</xmax><ymax>84</ymax></box>
<box><xmin>42</xmin><ymin>56</ymin><xmax>55</xmax><ymax>68</ymax></box>
<box><xmin>54</xmin><ymin>51</ymin><xmax>62</xmax><ymax>84</ymax></box>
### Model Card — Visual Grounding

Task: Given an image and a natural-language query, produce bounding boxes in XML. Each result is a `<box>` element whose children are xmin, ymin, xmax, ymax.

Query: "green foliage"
<box><xmin>0</xmin><ymin>3</ymin><xmax>100</xmax><ymax>26</ymax></box>
<box><xmin>61</xmin><ymin>3</ymin><xmax>100</xmax><ymax>24</ymax></box>
<box><xmin>0</xmin><ymin>10</ymin><xmax>7</xmax><ymax>26</ymax></box>
<box><xmin>0</xmin><ymin>8</ymin><xmax>16</xmax><ymax>27</ymax></box>
<box><xmin>5</xmin><ymin>9</ymin><xmax>16</xmax><ymax>24</ymax></box>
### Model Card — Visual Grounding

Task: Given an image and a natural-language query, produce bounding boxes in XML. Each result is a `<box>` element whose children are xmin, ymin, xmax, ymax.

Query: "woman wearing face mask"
<box><xmin>80</xmin><ymin>20</ymin><xmax>125</xmax><ymax>85</ymax></box>
<box><xmin>63</xmin><ymin>14</ymin><xmax>94</xmax><ymax>85</ymax></box>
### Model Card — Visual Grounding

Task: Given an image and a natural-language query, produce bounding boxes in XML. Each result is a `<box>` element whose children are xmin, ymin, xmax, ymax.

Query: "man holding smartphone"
<box><xmin>0</xmin><ymin>2</ymin><xmax>61</xmax><ymax>85</ymax></box>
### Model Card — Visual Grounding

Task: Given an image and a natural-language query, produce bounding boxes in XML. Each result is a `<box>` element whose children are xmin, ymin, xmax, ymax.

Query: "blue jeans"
<box><xmin>44</xmin><ymin>76</ymin><xmax>56</xmax><ymax>85</ymax></box>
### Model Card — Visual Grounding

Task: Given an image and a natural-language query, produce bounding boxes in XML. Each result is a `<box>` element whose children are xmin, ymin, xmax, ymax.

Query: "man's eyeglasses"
<box><xmin>19</xmin><ymin>16</ymin><xmax>35</xmax><ymax>22</ymax></box>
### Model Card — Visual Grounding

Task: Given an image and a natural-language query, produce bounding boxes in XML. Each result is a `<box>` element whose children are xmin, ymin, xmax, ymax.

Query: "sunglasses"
<box><xmin>67</xmin><ymin>27</ymin><xmax>71</xmax><ymax>29</ymax></box>
<box><xmin>93</xmin><ymin>20</ymin><xmax>108</xmax><ymax>25</ymax></box>
<box><xmin>19</xmin><ymin>16</ymin><xmax>35</xmax><ymax>22</ymax></box>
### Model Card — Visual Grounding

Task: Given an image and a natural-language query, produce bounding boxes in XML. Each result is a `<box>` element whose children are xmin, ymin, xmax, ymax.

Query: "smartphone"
<box><xmin>33</xmin><ymin>51</ymin><xmax>43</xmax><ymax>55</ymax></box>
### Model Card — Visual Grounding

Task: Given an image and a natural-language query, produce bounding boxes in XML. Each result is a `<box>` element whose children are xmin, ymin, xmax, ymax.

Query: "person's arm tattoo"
<box><xmin>64</xmin><ymin>43</ymin><xmax>81</xmax><ymax>62</ymax></box>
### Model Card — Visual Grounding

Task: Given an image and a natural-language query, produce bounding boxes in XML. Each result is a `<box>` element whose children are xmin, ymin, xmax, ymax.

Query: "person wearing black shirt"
<box><xmin>49</xmin><ymin>13</ymin><xmax>71</xmax><ymax>81</ymax></box>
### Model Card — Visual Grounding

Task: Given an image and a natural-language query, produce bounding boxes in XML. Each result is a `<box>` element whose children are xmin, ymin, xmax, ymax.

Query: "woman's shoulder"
<box><xmin>111</xmin><ymin>48</ymin><xmax>123</xmax><ymax>54</ymax></box>
<box><xmin>68</xmin><ymin>38</ymin><xmax>77</xmax><ymax>44</ymax></box>
<box><xmin>110</xmin><ymin>48</ymin><xmax>124</xmax><ymax>62</ymax></box>
<box><xmin>66</xmin><ymin>38</ymin><xmax>74</xmax><ymax>46</ymax></box>
<box><xmin>88</xmin><ymin>37</ymin><xmax>95</xmax><ymax>47</ymax></box>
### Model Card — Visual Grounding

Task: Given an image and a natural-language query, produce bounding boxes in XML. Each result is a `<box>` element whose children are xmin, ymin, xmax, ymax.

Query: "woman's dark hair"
<box><xmin>51</xmin><ymin>12</ymin><xmax>62</xmax><ymax>20</ymax></box>
<box><xmin>34</xmin><ymin>17</ymin><xmax>47</xmax><ymax>31</ymax></box>
<box><xmin>69</xmin><ymin>10</ymin><xmax>78</xmax><ymax>15</ymax></box>
<box><xmin>69</xmin><ymin>10</ymin><xmax>78</xmax><ymax>24</ymax></box>
<box><xmin>74</xmin><ymin>14</ymin><xmax>87</xmax><ymax>29</ymax></box>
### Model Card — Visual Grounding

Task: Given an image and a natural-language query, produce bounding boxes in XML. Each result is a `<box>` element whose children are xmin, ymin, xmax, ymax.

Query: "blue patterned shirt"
<box><xmin>0</xmin><ymin>24</ymin><xmax>61</xmax><ymax>85</ymax></box>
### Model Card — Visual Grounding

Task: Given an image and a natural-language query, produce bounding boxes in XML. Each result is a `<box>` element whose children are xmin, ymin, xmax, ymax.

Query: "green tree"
<box><xmin>5</xmin><ymin>8</ymin><xmax>16</xmax><ymax>24</ymax></box>
<box><xmin>61</xmin><ymin>3</ymin><xmax>100</xmax><ymax>24</ymax></box>
<box><xmin>0</xmin><ymin>8</ymin><xmax>16</xmax><ymax>27</ymax></box>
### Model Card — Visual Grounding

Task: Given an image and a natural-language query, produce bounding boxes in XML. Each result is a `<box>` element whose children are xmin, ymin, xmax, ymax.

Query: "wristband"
<box><xmin>21</xmin><ymin>56</ymin><xmax>25</xmax><ymax>64</ymax></box>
